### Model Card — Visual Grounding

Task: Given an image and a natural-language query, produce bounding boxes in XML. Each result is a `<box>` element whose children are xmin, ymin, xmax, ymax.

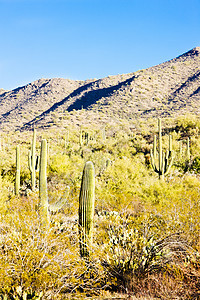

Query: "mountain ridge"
<box><xmin>0</xmin><ymin>47</ymin><xmax>200</xmax><ymax>130</ymax></box>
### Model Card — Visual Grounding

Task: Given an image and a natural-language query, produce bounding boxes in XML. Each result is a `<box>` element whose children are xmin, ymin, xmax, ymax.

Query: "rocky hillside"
<box><xmin>0</xmin><ymin>47</ymin><xmax>200</xmax><ymax>130</ymax></box>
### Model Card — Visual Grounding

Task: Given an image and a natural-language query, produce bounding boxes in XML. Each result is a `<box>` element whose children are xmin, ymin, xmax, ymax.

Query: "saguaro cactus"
<box><xmin>38</xmin><ymin>139</ymin><xmax>70</xmax><ymax>228</ymax></box>
<box><xmin>38</xmin><ymin>139</ymin><xmax>50</xmax><ymax>230</ymax></box>
<box><xmin>15</xmin><ymin>145</ymin><xmax>20</xmax><ymax>196</ymax></box>
<box><xmin>150</xmin><ymin>118</ymin><xmax>173</xmax><ymax>180</ymax></box>
<box><xmin>186</xmin><ymin>137</ymin><xmax>190</xmax><ymax>160</ymax></box>
<box><xmin>28</xmin><ymin>128</ymin><xmax>39</xmax><ymax>190</ymax></box>
<box><xmin>78</xmin><ymin>161</ymin><xmax>95</xmax><ymax>257</ymax></box>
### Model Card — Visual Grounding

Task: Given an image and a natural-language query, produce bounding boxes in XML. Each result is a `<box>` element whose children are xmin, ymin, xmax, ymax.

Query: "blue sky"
<box><xmin>0</xmin><ymin>0</ymin><xmax>200</xmax><ymax>90</ymax></box>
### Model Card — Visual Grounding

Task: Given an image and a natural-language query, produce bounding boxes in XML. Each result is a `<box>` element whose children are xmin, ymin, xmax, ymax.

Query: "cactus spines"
<box><xmin>150</xmin><ymin>118</ymin><xmax>174</xmax><ymax>180</ymax></box>
<box><xmin>38</xmin><ymin>139</ymin><xmax>50</xmax><ymax>230</ymax></box>
<box><xmin>28</xmin><ymin>128</ymin><xmax>39</xmax><ymax>190</ymax></box>
<box><xmin>78</xmin><ymin>161</ymin><xmax>95</xmax><ymax>257</ymax></box>
<box><xmin>15</xmin><ymin>145</ymin><xmax>20</xmax><ymax>196</ymax></box>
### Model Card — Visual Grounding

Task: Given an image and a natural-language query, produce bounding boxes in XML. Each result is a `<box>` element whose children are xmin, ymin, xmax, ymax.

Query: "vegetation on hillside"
<box><xmin>0</xmin><ymin>115</ymin><xmax>200</xmax><ymax>299</ymax></box>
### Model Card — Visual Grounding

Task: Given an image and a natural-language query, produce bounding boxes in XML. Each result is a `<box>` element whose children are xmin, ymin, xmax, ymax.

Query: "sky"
<box><xmin>0</xmin><ymin>0</ymin><xmax>200</xmax><ymax>90</ymax></box>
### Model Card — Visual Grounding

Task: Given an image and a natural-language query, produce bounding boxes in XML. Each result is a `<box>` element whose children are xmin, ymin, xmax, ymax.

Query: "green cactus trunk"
<box><xmin>28</xmin><ymin>128</ymin><xmax>39</xmax><ymax>191</ymax></box>
<box><xmin>15</xmin><ymin>145</ymin><xmax>20</xmax><ymax>196</ymax></box>
<box><xmin>38</xmin><ymin>139</ymin><xmax>50</xmax><ymax>230</ymax></box>
<box><xmin>78</xmin><ymin>161</ymin><xmax>95</xmax><ymax>257</ymax></box>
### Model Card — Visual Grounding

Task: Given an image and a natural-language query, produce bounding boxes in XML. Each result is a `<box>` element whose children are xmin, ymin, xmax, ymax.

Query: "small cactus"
<box><xmin>78</xmin><ymin>161</ymin><xmax>95</xmax><ymax>257</ymax></box>
<box><xmin>15</xmin><ymin>145</ymin><xmax>20</xmax><ymax>196</ymax></box>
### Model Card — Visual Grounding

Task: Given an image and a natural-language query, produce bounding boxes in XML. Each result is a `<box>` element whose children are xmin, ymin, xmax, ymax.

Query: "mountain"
<box><xmin>0</xmin><ymin>47</ymin><xmax>200</xmax><ymax>131</ymax></box>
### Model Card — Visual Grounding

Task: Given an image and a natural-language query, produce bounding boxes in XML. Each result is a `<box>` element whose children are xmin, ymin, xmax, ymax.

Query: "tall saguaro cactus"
<box><xmin>38</xmin><ymin>139</ymin><xmax>50</xmax><ymax>230</ymax></box>
<box><xmin>150</xmin><ymin>118</ymin><xmax>174</xmax><ymax>180</ymax></box>
<box><xmin>28</xmin><ymin>128</ymin><xmax>39</xmax><ymax>190</ymax></box>
<box><xmin>15</xmin><ymin>145</ymin><xmax>20</xmax><ymax>196</ymax></box>
<box><xmin>78</xmin><ymin>161</ymin><xmax>95</xmax><ymax>257</ymax></box>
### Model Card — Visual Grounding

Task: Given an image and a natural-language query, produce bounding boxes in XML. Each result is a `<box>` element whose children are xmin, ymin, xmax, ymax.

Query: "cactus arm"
<box><xmin>161</xmin><ymin>151</ymin><xmax>165</xmax><ymax>173</ymax></box>
<box><xmin>150</xmin><ymin>149</ymin><xmax>159</xmax><ymax>173</ymax></box>
<box><xmin>38</xmin><ymin>139</ymin><xmax>50</xmax><ymax>230</ymax></box>
<box><xmin>164</xmin><ymin>152</ymin><xmax>174</xmax><ymax>176</ymax></box>
<box><xmin>150</xmin><ymin>149</ymin><xmax>155</xmax><ymax>170</ymax></box>
<box><xmin>49</xmin><ymin>186</ymin><xmax>70</xmax><ymax>212</ymax></box>
<box><xmin>78</xmin><ymin>161</ymin><xmax>95</xmax><ymax>257</ymax></box>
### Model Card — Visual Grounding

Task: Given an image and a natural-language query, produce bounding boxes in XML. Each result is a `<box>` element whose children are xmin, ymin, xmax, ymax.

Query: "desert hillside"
<box><xmin>0</xmin><ymin>47</ymin><xmax>200</xmax><ymax>130</ymax></box>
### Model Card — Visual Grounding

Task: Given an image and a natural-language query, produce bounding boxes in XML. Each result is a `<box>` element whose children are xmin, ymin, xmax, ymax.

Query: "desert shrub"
<box><xmin>95</xmin><ymin>210</ymin><xmax>200</xmax><ymax>298</ymax></box>
<box><xmin>96</xmin><ymin>155</ymin><xmax>149</xmax><ymax>211</ymax></box>
<box><xmin>1</xmin><ymin>122</ymin><xmax>200</xmax><ymax>298</ymax></box>
<box><xmin>175</xmin><ymin>115</ymin><xmax>200</xmax><ymax>136</ymax></box>
<box><xmin>0</xmin><ymin>196</ymin><xmax>111</xmax><ymax>299</ymax></box>
<box><xmin>190</xmin><ymin>156</ymin><xmax>200</xmax><ymax>173</ymax></box>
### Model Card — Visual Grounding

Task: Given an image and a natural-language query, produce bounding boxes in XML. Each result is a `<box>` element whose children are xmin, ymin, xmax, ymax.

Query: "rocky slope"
<box><xmin>0</xmin><ymin>47</ymin><xmax>200</xmax><ymax>130</ymax></box>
